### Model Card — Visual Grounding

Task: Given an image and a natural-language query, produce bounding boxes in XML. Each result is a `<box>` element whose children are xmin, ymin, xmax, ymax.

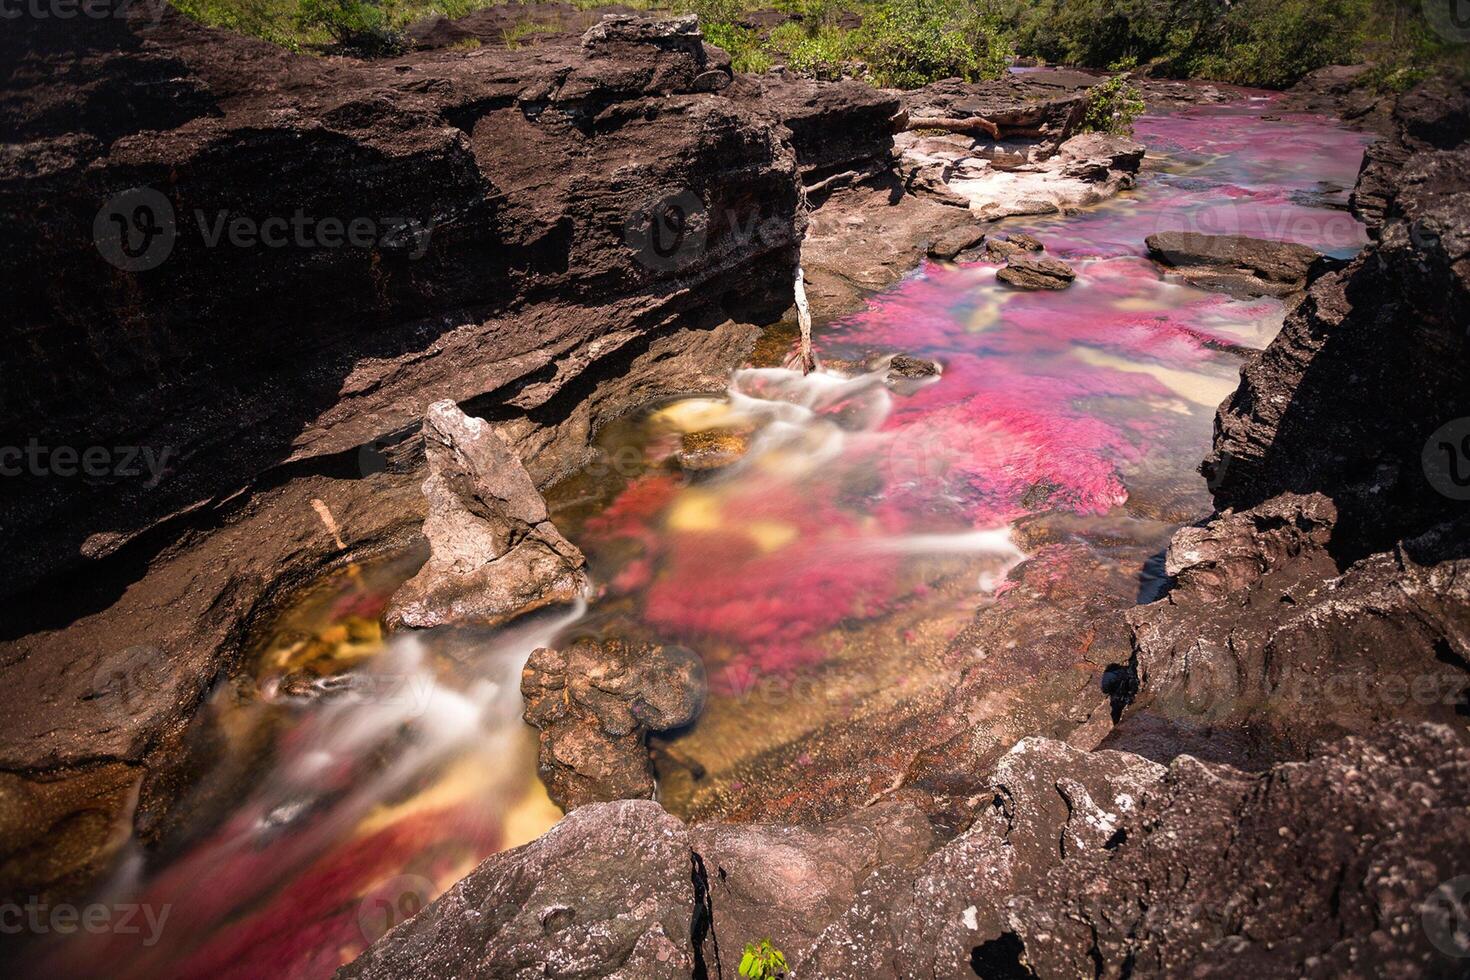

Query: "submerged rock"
<box><xmin>338</xmin><ymin>800</ymin><xmax>696</xmax><ymax>980</ymax></box>
<box><xmin>675</xmin><ymin>428</ymin><xmax>751</xmax><ymax>471</ymax></box>
<box><xmin>384</xmin><ymin>401</ymin><xmax>589</xmax><ymax>631</ymax></box>
<box><xmin>1145</xmin><ymin>231</ymin><xmax>1320</xmax><ymax>297</ymax></box>
<box><xmin>981</xmin><ymin>232</ymin><xmax>1045</xmax><ymax>261</ymax></box>
<box><xmin>521</xmin><ymin>636</ymin><xmax>705</xmax><ymax>810</ymax></box>
<box><xmin>996</xmin><ymin>253</ymin><xmax>1076</xmax><ymax>290</ymax></box>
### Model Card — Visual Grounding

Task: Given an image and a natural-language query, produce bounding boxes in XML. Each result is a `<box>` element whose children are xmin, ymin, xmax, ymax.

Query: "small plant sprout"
<box><xmin>738</xmin><ymin>938</ymin><xmax>789</xmax><ymax>979</ymax></box>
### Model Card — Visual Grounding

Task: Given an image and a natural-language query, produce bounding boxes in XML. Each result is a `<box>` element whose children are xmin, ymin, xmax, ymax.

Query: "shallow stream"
<box><xmin>40</xmin><ymin>89</ymin><xmax>1374</xmax><ymax>978</ymax></box>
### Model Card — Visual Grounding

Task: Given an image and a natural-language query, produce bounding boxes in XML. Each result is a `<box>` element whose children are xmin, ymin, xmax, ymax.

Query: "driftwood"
<box><xmin>901</xmin><ymin>114</ymin><xmax>1002</xmax><ymax>140</ymax></box>
<box><xmin>795</xmin><ymin>266</ymin><xmax>815</xmax><ymax>375</ymax></box>
<box><xmin>803</xmin><ymin>157</ymin><xmax>891</xmax><ymax>196</ymax></box>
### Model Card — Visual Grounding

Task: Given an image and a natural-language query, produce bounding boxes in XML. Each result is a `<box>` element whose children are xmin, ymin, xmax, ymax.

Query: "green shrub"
<box><xmin>296</xmin><ymin>0</ymin><xmax>409</xmax><ymax>54</ymax></box>
<box><xmin>1079</xmin><ymin>72</ymin><xmax>1146</xmax><ymax>135</ymax></box>
<box><xmin>738</xmin><ymin>939</ymin><xmax>788</xmax><ymax>980</ymax></box>
<box><xmin>786</xmin><ymin>26</ymin><xmax>854</xmax><ymax>79</ymax></box>
<box><xmin>703</xmin><ymin>20</ymin><xmax>773</xmax><ymax>72</ymax></box>
<box><xmin>765</xmin><ymin>19</ymin><xmax>807</xmax><ymax>52</ymax></box>
<box><xmin>1008</xmin><ymin>0</ymin><xmax>1460</xmax><ymax>89</ymax></box>
<box><xmin>856</xmin><ymin>0</ymin><xmax>1008</xmax><ymax>88</ymax></box>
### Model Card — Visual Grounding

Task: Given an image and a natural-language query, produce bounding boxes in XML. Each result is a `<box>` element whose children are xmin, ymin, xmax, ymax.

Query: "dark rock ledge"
<box><xmin>341</xmin><ymin>724</ymin><xmax>1470</xmax><ymax>979</ymax></box>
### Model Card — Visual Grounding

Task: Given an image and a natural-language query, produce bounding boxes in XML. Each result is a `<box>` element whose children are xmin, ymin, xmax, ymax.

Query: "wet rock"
<box><xmin>980</xmin><ymin>234</ymin><xmax>1044</xmax><ymax>263</ymax></box>
<box><xmin>691</xmin><ymin>800</ymin><xmax>937</xmax><ymax>968</ymax></box>
<box><xmin>676</xmin><ymin>428</ymin><xmax>751</xmax><ymax>471</ymax></box>
<box><xmin>996</xmin><ymin>254</ymin><xmax>1076</xmax><ymax>290</ymax></box>
<box><xmin>338</xmin><ymin>800</ymin><xmax>697</xmax><ymax>980</ymax></box>
<box><xmin>885</xmin><ymin>353</ymin><xmax>942</xmax><ymax>380</ymax></box>
<box><xmin>1205</xmin><ymin>81</ymin><xmax>1470</xmax><ymax>559</ymax></box>
<box><xmin>521</xmin><ymin>637</ymin><xmax>705</xmax><ymax>810</ymax></box>
<box><xmin>926</xmin><ymin>131</ymin><xmax>1144</xmax><ymax>221</ymax></box>
<box><xmin>926</xmin><ymin>224</ymin><xmax>989</xmax><ymax>260</ymax></box>
<box><xmin>384</xmin><ymin>402</ymin><xmax>589</xmax><ymax>631</ymax></box>
<box><xmin>1145</xmin><ymin>231</ymin><xmax>1321</xmax><ymax>297</ymax></box>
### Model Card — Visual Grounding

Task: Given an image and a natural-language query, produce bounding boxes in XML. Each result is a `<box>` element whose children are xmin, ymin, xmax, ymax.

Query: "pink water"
<box><xmin>38</xmin><ymin>93</ymin><xmax>1374</xmax><ymax>978</ymax></box>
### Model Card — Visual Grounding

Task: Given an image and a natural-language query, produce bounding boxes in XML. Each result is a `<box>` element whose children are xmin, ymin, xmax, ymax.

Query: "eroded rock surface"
<box><xmin>1205</xmin><ymin>80</ymin><xmax>1470</xmax><ymax>559</ymax></box>
<box><xmin>346</xmin><ymin>726</ymin><xmax>1470</xmax><ymax>979</ymax></box>
<box><xmin>338</xmin><ymin>799</ymin><xmax>697</xmax><ymax>980</ymax></box>
<box><xmin>522</xmin><ymin>637</ymin><xmax>705</xmax><ymax>809</ymax></box>
<box><xmin>0</xmin><ymin>10</ymin><xmax>802</xmax><ymax>599</ymax></box>
<box><xmin>1119</xmin><ymin>495</ymin><xmax>1469</xmax><ymax>762</ymax></box>
<box><xmin>911</xmin><ymin>130</ymin><xmax>1144</xmax><ymax>221</ymax></box>
<box><xmin>384</xmin><ymin>401</ymin><xmax>588</xmax><ymax>630</ymax></box>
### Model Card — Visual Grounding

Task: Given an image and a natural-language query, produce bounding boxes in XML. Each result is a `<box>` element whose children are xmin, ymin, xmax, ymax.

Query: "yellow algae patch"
<box><xmin>501</xmin><ymin>777</ymin><xmax>563</xmax><ymax>850</ymax></box>
<box><xmin>746</xmin><ymin>520</ymin><xmax>798</xmax><ymax>552</ymax></box>
<box><xmin>1112</xmin><ymin>295</ymin><xmax>1173</xmax><ymax>312</ymax></box>
<box><xmin>650</xmin><ymin>398</ymin><xmax>738</xmax><ymax>433</ymax></box>
<box><xmin>666</xmin><ymin>490</ymin><xmax>722</xmax><ymax>532</ymax></box>
<box><xmin>1071</xmin><ymin>345</ymin><xmax>1237</xmax><ymax>408</ymax></box>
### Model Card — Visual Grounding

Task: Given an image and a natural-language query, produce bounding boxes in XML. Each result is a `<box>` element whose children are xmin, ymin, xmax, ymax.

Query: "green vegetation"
<box><xmin>1010</xmin><ymin>0</ymin><xmax>1465</xmax><ymax>89</ymax></box>
<box><xmin>170</xmin><ymin>0</ymin><xmax>1468</xmax><ymax>90</ymax></box>
<box><xmin>738</xmin><ymin>939</ymin><xmax>789</xmax><ymax>980</ymax></box>
<box><xmin>1078</xmin><ymin>71</ymin><xmax>1145</xmax><ymax>135</ymax></box>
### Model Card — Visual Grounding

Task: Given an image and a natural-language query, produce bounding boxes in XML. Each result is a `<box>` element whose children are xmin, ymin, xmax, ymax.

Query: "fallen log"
<box><xmin>901</xmin><ymin>114</ymin><xmax>1001</xmax><ymax>140</ymax></box>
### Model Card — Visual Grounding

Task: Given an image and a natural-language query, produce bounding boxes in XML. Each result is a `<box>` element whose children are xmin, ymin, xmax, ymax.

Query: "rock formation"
<box><xmin>905</xmin><ymin>130</ymin><xmax>1145</xmax><ymax>221</ymax></box>
<box><xmin>344</xmin><ymin>724</ymin><xmax>1470</xmax><ymax>978</ymax></box>
<box><xmin>996</xmin><ymin>253</ymin><xmax>1076</xmax><ymax>290</ymax></box>
<box><xmin>383</xmin><ymin>401</ymin><xmax>588</xmax><ymax>630</ymax></box>
<box><xmin>1145</xmin><ymin>231</ymin><xmax>1322</xmax><ymax>297</ymax></box>
<box><xmin>0</xmin><ymin>7</ymin><xmax>800</xmax><ymax>901</ymax></box>
<box><xmin>338</xmin><ymin>799</ymin><xmax>698</xmax><ymax>980</ymax></box>
<box><xmin>0</xmin><ymin>9</ymin><xmax>804</xmax><ymax>601</ymax></box>
<box><xmin>521</xmin><ymin>637</ymin><xmax>705</xmax><ymax>809</ymax></box>
<box><xmin>1204</xmin><ymin>79</ymin><xmax>1470</xmax><ymax>560</ymax></box>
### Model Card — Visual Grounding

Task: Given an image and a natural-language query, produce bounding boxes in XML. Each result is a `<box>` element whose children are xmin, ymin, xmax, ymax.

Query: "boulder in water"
<box><xmin>1145</xmin><ymin>231</ymin><xmax>1321</xmax><ymax>297</ymax></box>
<box><xmin>996</xmin><ymin>253</ymin><xmax>1076</xmax><ymax>290</ymax></box>
<box><xmin>384</xmin><ymin>401</ymin><xmax>589</xmax><ymax>631</ymax></box>
<box><xmin>521</xmin><ymin>637</ymin><xmax>705</xmax><ymax>810</ymax></box>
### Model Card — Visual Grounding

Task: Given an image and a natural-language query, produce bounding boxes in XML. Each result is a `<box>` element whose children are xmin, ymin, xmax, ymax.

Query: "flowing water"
<box><xmin>39</xmin><ymin>88</ymin><xmax>1374</xmax><ymax>978</ymax></box>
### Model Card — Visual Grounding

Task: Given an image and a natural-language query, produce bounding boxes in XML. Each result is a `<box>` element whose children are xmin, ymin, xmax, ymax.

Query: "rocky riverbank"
<box><xmin>344</xmin><ymin>75</ymin><xmax>1469</xmax><ymax>977</ymax></box>
<box><xmin>0</xmin><ymin>8</ymin><xmax>1146</xmax><ymax>906</ymax></box>
<box><xmin>3</xmin><ymin>5</ymin><xmax>1467</xmax><ymax>976</ymax></box>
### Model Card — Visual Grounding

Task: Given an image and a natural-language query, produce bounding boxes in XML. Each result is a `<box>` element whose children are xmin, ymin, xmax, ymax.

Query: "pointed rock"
<box><xmin>384</xmin><ymin>401</ymin><xmax>589</xmax><ymax>631</ymax></box>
